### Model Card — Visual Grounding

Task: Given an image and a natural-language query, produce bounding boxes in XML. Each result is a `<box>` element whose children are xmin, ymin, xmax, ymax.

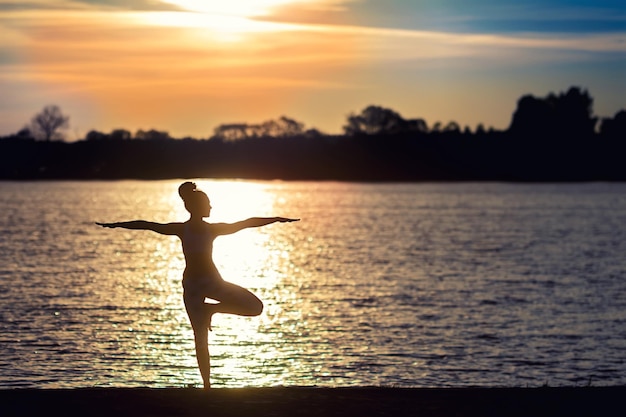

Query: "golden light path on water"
<box><xmin>110</xmin><ymin>180</ymin><xmax>307</xmax><ymax>386</ymax></box>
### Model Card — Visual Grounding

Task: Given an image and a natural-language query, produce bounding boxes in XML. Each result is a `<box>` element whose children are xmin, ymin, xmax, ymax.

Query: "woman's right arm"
<box><xmin>96</xmin><ymin>221</ymin><xmax>181</xmax><ymax>236</ymax></box>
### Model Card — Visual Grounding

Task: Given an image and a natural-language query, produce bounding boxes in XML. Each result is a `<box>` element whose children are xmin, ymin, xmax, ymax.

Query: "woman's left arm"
<box><xmin>212</xmin><ymin>217</ymin><xmax>299</xmax><ymax>236</ymax></box>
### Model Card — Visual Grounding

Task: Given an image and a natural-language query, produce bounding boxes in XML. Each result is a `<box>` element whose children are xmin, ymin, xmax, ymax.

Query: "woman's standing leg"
<box><xmin>184</xmin><ymin>291</ymin><xmax>211</xmax><ymax>389</ymax></box>
<box><xmin>192</xmin><ymin>325</ymin><xmax>211</xmax><ymax>389</ymax></box>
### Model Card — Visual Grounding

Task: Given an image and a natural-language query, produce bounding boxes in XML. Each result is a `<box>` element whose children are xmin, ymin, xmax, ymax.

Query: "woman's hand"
<box><xmin>276</xmin><ymin>217</ymin><xmax>300</xmax><ymax>223</ymax></box>
<box><xmin>96</xmin><ymin>222</ymin><xmax>118</xmax><ymax>228</ymax></box>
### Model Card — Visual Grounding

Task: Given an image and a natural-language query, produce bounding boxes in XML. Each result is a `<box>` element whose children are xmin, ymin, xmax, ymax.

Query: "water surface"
<box><xmin>1</xmin><ymin>181</ymin><xmax>625</xmax><ymax>388</ymax></box>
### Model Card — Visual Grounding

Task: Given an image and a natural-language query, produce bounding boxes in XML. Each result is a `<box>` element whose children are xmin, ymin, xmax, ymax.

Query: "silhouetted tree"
<box><xmin>406</xmin><ymin>118</ymin><xmax>428</xmax><ymax>133</ymax></box>
<box><xmin>110</xmin><ymin>129</ymin><xmax>132</xmax><ymax>141</ymax></box>
<box><xmin>212</xmin><ymin>116</ymin><xmax>310</xmax><ymax>140</ymax></box>
<box><xmin>86</xmin><ymin>129</ymin><xmax>133</xmax><ymax>141</ymax></box>
<box><xmin>443</xmin><ymin>121</ymin><xmax>461</xmax><ymax>133</ymax></box>
<box><xmin>509</xmin><ymin>94</ymin><xmax>553</xmax><ymax>135</ymax></box>
<box><xmin>599</xmin><ymin>110</ymin><xmax>626</xmax><ymax>139</ymax></box>
<box><xmin>509</xmin><ymin>87</ymin><xmax>597</xmax><ymax>139</ymax></box>
<box><xmin>556</xmin><ymin>87</ymin><xmax>597</xmax><ymax>136</ymax></box>
<box><xmin>254</xmin><ymin>116</ymin><xmax>307</xmax><ymax>137</ymax></box>
<box><xmin>212</xmin><ymin>123</ymin><xmax>249</xmax><ymax>141</ymax></box>
<box><xmin>135</xmin><ymin>129</ymin><xmax>170</xmax><ymax>141</ymax></box>
<box><xmin>303</xmin><ymin>128</ymin><xmax>323</xmax><ymax>138</ymax></box>
<box><xmin>344</xmin><ymin>105</ymin><xmax>408</xmax><ymax>135</ymax></box>
<box><xmin>16</xmin><ymin>127</ymin><xmax>33</xmax><ymax>139</ymax></box>
<box><xmin>30</xmin><ymin>105</ymin><xmax>69</xmax><ymax>141</ymax></box>
<box><xmin>86</xmin><ymin>130</ymin><xmax>107</xmax><ymax>141</ymax></box>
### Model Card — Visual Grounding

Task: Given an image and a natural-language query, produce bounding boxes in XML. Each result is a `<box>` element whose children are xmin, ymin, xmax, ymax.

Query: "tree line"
<box><xmin>2</xmin><ymin>86</ymin><xmax>625</xmax><ymax>181</ymax></box>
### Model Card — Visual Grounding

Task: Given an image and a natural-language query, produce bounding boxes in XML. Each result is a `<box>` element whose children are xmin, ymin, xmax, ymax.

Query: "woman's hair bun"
<box><xmin>178</xmin><ymin>181</ymin><xmax>197</xmax><ymax>201</ymax></box>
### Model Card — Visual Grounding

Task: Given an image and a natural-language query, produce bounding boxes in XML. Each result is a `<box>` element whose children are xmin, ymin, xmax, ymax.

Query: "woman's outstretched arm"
<box><xmin>96</xmin><ymin>221</ymin><xmax>182</xmax><ymax>236</ymax></box>
<box><xmin>212</xmin><ymin>217</ymin><xmax>299</xmax><ymax>236</ymax></box>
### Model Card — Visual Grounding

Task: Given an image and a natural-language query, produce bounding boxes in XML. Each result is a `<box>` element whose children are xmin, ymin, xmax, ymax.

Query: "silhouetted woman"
<box><xmin>97</xmin><ymin>181</ymin><xmax>299</xmax><ymax>388</ymax></box>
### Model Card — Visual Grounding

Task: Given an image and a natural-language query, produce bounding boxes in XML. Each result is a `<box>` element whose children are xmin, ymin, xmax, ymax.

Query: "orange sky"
<box><xmin>1</xmin><ymin>0</ymin><xmax>624</xmax><ymax>138</ymax></box>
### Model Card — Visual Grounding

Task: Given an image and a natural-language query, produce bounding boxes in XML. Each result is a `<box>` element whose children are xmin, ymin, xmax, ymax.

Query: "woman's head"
<box><xmin>178</xmin><ymin>182</ymin><xmax>211</xmax><ymax>217</ymax></box>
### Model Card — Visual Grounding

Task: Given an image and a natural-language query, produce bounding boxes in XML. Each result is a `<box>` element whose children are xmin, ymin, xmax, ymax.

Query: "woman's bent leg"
<box><xmin>182</xmin><ymin>281</ymin><xmax>263</xmax><ymax>388</ymax></box>
<box><xmin>211</xmin><ymin>281</ymin><xmax>263</xmax><ymax>317</ymax></box>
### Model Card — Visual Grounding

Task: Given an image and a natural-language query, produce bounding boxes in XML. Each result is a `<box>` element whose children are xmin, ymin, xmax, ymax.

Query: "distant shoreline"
<box><xmin>2</xmin><ymin>386</ymin><xmax>624</xmax><ymax>417</ymax></box>
<box><xmin>3</xmin><ymin>131</ymin><xmax>626</xmax><ymax>182</ymax></box>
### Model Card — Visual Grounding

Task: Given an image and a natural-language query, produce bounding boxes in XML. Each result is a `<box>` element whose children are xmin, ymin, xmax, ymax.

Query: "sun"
<box><xmin>160</xmin><ymin>0</ymin><xmax>297</xmax><ymax>18</ymax></box>
<box><xmin>140</xmin><ymin>1</ymin><xmax>307</xmax><ymax>42</ymax></box>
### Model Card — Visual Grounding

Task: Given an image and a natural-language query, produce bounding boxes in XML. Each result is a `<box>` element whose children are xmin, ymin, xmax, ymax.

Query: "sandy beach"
<box><xmin>2</xmin><ymin>386</ymin><xmax>624</xmax><ymax>417</ymax></box>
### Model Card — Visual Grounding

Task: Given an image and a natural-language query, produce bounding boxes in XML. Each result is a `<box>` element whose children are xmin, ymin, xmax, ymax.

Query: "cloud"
<box><xmin>2</xmin><ymin>5</ymin><xmax>623</xmax><ymax>95</ymax></box>
<box><xmin>0</xmin><ymin>0</ymin><xmax>182</xmax><ymax>12</ymax></box>
<box><xmin>266</xmin><ymin>0</ymin><xmax>626</xmax><ymax>35</ymax></box>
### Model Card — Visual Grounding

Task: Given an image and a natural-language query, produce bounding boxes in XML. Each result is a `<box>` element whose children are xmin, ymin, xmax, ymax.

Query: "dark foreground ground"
<box><xmin>1</xmin><ymin>386</ymin><xmax>624</xmax><ymax>417</ymax></box>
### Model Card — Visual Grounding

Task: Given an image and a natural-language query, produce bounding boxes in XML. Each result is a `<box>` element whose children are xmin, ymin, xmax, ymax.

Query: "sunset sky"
<box><xmin>1</xmin><ymin>0</ymin><xmax>624</xmax><ymax>139</ymax></box>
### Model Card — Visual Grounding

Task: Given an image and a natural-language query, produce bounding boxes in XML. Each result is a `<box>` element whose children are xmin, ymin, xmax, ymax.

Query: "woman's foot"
<box><xmin>205</xmin><ymin>303</ymin><xmax>218</xmax><ymax>331</ymax></box>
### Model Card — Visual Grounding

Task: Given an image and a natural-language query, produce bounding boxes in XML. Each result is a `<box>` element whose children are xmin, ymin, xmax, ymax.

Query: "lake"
<box><xmin>0</xmin><ymin>180</ymin><xmax>625</xmax><ymax>388</ymax></box>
